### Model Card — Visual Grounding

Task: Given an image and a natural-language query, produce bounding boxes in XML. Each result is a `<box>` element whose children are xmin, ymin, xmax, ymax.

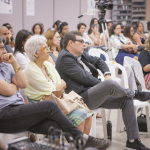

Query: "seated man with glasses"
<box><xmin>56</xmin><ymin>31</ymin><xmax>150</xmax><ymax>150</ymax></box>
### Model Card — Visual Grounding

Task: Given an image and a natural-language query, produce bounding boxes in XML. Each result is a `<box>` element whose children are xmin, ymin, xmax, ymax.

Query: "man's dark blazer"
<box><xmin>55</xmin><ymin>49</ymin><xmax>110</xmax><ymax>102</ymax></box>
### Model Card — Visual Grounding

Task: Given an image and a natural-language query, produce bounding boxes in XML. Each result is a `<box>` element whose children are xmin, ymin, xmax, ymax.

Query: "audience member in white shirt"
<box><xmin>77</xmin><ymin>23</ymin><xmax>93</xmax><ymax>47</ymax></box>
<box><xmin>14</xmin><ymin>29</ymin><xmax>32</xmax><ymax>70</ymax></box>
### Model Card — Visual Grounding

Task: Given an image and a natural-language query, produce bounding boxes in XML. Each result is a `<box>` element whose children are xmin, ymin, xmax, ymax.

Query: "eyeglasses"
<box><xmin>130</xmin><ymin>30</ymin><xmax>134</xmax><ymax>32</ymax></box>
<box><xmin>54</xmin><ymin>36</ymin><xmax>61</xmax><ymax>39</ymax></box>
<box><xmin>75</xmin><ymin>39</ymin><xmax>85</xmax><ymax>44</ymax></box>
<box><xmin>0</xmin><ymin>46</ymin><xmax>6</xmax><ymax>51</ymax></box>
<box><xmin>40</xmin><ymin>46</ymin><xmax>50</xmax><ymax>52</ymax></box>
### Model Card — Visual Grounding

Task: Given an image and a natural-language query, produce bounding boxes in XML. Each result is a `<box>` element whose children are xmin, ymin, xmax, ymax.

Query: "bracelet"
<box><xmin>14</xmin><ymin>67</ymin><xmax>21</xmax><ymax>72</ymax></box>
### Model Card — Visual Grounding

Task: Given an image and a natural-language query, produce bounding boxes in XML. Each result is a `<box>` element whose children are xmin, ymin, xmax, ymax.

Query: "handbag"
<box><xmin>137</xmin><ymin>114</ymin><xmax>147</xmax><ymax>132</ymax></box>
<box><xmin>123</xmin><ymin>48</ymin><xmax>135</xmax><ymax>54</ymax></box>
<box><xmin>50</xmin><ymin>90</ymin><xmax>92</xmax><ymax>115</ymax></box>
<box><xmin>120</xmin><ymin>39</ymin><xmax>135</xmax><ymax>54</ymax></box>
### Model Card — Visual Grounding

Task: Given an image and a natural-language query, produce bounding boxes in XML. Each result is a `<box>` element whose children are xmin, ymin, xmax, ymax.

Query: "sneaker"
<box><xmin>126</xmin><ymin>139</ymin><xmax>150</xmax><ymax>150</ymax></box>
<box><xmin>134</xmin><ymin>90</ymin><xmax>150</xmax><ymax>102</ymax></box>
<box><xmin>84</xmin><ymin>136</ymin><xmax>110</xmax><ymax>150</ymax></box>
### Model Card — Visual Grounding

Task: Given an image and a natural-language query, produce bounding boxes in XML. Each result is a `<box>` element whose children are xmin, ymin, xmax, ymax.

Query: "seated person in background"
<box><xmin>7</xmin><ymin>26</ymin><xmax>15</xmax><ymax>49</ymax></box>
<box><xmin>123</xmin><ymin>26</ymin><xmax>137</xmax><ymax>45</ymax></box>
<box><xmin>110</xmin><ymin>24</ymin><xmax>139</xmax><ymax>65</ymax></box>
<box><xmin>0</xmin><ymin>36</ymin><xmax>109</xmax><ymax>150</ymax></box>
<box><xmin>89</xmin><ymin>24</ymin><xmax>101</xmax><ymax>46</ymax></box>
<box><xmin>139</xmin><ymin>35</ymin><xmax>150</xmax><ymax>90</ymax></box>
<box><xmin>59</xmin><ymin>22</ymin><xmax>69</xmax><ymax>50</ymax></box>
<box><xmin>32</xmin><ymin>23</ymin><xmax>43</xmax><ymax>35</ymax></box>
<box><xmin>77</xmin><ymin>23</ymin><xmax>93</xmax><ymax>47</ymax></box>
<box><xmin>0</xmin><ymin>26</ymin><xmax>13</xmax><ymax>54</ymax></box>
<box><xmin>45</xmin><ymin>30</ymin><xmax>61</xmax><ymax>63</ymax></box>
<box><xmin>101</xmin><ymin>21</ymin><xmax>113</xmax><ymax>46</ymax></box>
<box><xmin>88</xmin><ymin>18</ymin><xmax>98</xmax><ymax>35</ymax></box>
<box><xmin>14</xmin><ymin>29</ymin><xmax>32</xmax><ymax>70</ymax></box>
<box><xmin>24</xmin><ymin>35</ymin><xmax>93</xmax><ymax>135</ymax></box>
<box><xmin>2</xmin><ymin>23</ymin><xmax>11</xmax><ymax>28</ymax></box>
<box><xmin>53</xmin><ymin>20</ymin><xmax>61</xmax><ymax>31</ymax></box>
<box><xmin>56</xmin><ymin>31</ymin><xmax>150</xmax><ymax>150</ymax></box>
<box><xmin>133</xmin><ymin>22</ymin><xmax>147</xmax><ymax>46</ymax></box>
<box><xmin>147</xmin><ymin>21</ymin><xmax>150</xmax><ymax>36</ymax></box>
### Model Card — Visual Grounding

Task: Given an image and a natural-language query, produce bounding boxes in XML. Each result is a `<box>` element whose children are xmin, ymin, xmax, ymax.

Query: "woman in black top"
<box><xmin>124</xmin><ymin>26</ymin><xmax>137</xmax><ymax>45</ymax></box>
<box><xmin>138</xmin><ymin>35</ymin><xmax>150</xmax><ymax>90</ymax></box>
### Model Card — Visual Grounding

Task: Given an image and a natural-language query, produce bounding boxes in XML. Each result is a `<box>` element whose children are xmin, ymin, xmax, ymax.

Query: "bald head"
<box><xmin>0</xmin><ymin>26</ymin><xmax>9</xmax><ymax>44</ymax></box>
<box><xmin>0</xmin><ymin>26</ymin><xmax>8</xmax><ymax>34</ymax></box>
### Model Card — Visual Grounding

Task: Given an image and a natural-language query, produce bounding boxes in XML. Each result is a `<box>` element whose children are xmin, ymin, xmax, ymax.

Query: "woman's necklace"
<box><xmin>137</xmin><ymin>32</ymin><xmax>146</xmax><ymax>39</ymax></box>
<box><xmin>44</xmin><ymin>65</ymin><xmax>53</xmax><ymax>82</ymax></box>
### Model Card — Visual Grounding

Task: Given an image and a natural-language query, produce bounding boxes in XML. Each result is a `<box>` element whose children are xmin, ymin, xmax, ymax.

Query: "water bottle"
<box><xmin>107</xmin><ymin>120</ymin><xmax>112</xmax><ymax>141</ymax></box>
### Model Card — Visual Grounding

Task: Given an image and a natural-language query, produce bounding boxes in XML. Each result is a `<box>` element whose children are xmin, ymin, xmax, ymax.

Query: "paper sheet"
<box><xmin>0</xmin><ymin>0</ymin><xmax>13</xmax><ymax>14</ymax></box>
<box><xmin>27</xmin><ymin>0</ymin><xmax>35</xmax><ymax>16</ymax></box>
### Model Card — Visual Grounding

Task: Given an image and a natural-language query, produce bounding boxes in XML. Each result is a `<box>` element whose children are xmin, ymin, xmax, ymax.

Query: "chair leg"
<box><xmin>107</xmin><ymin>109</ymin><xmax>111</xmax><ymax>121</ymax></box>
<box><xmin>134</xmin><ymin>107</ymin><xmax>138</xmax><ymax>118</ymax></box>
<box><xmin>116</xmin><ymin>109</ymin><xmax>122</xmax><ymax>132</ymax></box>
<box><xmin>145</xmin><ymin>106</ymin><xmax>150</xmax><ymax>138</ymax></box>
<box><xmin>89</xmin><ymin>112</ymin><xmax>97</xmax><ymax>137</ymax></box>
<box><xmin>101</xmin><ymin>110</ymin><xmax>108</xmax><ymax>140</ymax></box>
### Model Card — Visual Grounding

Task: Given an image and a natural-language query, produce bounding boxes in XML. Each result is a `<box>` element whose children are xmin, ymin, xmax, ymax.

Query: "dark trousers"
<box><xmin>87</xmin><ymin>80</ymin><xmax>139</xmax><ymax>139</ymax></box>
<box><xmin>0</xmin><ymin>100</ymin><xmax>82</xmax><ymax>139</ymax></box>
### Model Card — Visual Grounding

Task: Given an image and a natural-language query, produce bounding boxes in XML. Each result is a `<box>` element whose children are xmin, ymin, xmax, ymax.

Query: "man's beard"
<box><xmin>5</xmin><ymin>38</ymin><xmax>9</xmax><ymax>45</ymax></box>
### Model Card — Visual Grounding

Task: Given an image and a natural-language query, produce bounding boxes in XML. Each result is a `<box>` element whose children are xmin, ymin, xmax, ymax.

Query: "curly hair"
<box><xmin>145</xmin><ymin>35</ymin><xmax>150</xmax><ymax>52</ymax></box>
<box><xmin>45</xmin><ymin>30</ymin><xmax>60</xmax><ymax>53</ymax></box>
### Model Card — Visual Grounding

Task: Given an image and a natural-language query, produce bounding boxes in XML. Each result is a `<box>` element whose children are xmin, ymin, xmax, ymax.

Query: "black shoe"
<box><xmin>126</xmin><ymin>139</ymin><xmax>150</xmax><ymax>150</ymax></box>
<box><xmin>84</xmin><ymin>136</ymin><xmax>110</xmax><ymax>150</ymax></box>
<box><xmin>134</xmin><ymin>90</ymin><xmax>150</xmax><ymax>102</ymax></box>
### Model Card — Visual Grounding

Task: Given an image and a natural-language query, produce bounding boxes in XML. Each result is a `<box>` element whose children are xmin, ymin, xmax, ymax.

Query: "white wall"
<box><xmin>0</xmin><ymin>0</ymin><xmax>112</xmax><ymax>37</ymax></box>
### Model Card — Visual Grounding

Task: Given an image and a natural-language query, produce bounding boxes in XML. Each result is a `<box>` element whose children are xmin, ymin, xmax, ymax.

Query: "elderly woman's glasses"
<box><xmin>54</xmin><ymin>36</ymin><xmax>61</xmax><ymax>39</ymax></box>
<box><xmin>40</xmin><ymin>46</ymin><xmax>50</xmax><ymax>52</ymax></box>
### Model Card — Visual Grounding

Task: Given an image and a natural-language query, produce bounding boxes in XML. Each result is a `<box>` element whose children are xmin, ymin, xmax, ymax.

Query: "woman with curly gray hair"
<box><xmin>24</xmin><ymin>35</ymin><xmax>93</xmax><ymax>135</ymax></box>
<box><xmin>139</xmin><ymin>35</ymin><xmax>150</xmax><ymax>90</ymax></box>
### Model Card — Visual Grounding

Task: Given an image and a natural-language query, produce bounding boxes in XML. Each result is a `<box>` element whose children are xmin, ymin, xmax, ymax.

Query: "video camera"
<box><xmin>95</xmin><ymin>0</ymin><xmax>113</xmax><ymax>10</ymax></box>
<box><xmin>95</xmin><ymin>0</ymin><xmax>113</xmax><ymax>20</ymax></box>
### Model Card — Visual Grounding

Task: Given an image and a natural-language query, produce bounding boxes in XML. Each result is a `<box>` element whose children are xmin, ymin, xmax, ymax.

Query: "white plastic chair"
<box><xmin>105</xmin><ymin>61</ymin><xmax>128</xmax><ymax>132</ymax></box>
<box><xmin>89</xmin><ymin>108</ymin><xmax>107</xmax><ymax>140</ymax></box>
<box><xmin>122</xmin><ymin>56</ymin><xmax>150</xmax><ymax>137</ymax></box>
<box><xmin>0</xmin><ymin>132</ymin><xmax>29</xmax><ymax>146</ymax></box>
<box><xmin>89</xmin><ymin>48</ymin><xmax>109</xmax><ymax>61</ymax></box>
<box><xmin>89</xmin><ymin>48</ymin><xmax>110</xmax><ymax>81</ymax></box>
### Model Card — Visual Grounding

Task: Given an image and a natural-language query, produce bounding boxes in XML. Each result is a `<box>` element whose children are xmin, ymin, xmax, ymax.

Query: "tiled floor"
<box><xmin>96</xmin><ymin>109</ymin><xmax>150</xmax><ymax>150</ymax></box>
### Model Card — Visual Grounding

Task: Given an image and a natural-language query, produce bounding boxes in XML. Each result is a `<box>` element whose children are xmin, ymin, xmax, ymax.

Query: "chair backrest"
<box><xmin>105</xmin><ymin>61</ymin><xmax>129</xmax><ymax>88</ymax></box>
<box><xmin>89</xmin><ymin>48</ymin><xmax>109</xmax><ymax>61</ymax></box>
<box><xmin>123</xmin><ymin>56</ymin><xmax>146</xmax><ymax>91</ymax></box>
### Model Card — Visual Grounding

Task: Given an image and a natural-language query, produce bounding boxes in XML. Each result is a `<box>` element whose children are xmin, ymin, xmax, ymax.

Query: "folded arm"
<box><xmin>0</xmin><ymin>79</ymin><xmax>17</xmax><ymax>96</ymax></box>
